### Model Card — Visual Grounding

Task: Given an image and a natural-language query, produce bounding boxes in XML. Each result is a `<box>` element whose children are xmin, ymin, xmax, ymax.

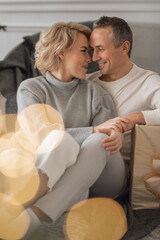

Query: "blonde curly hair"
<box><xmin>34</xmin><ymin>22</ymin><xmax>91</xmax><ymax>76</ymax></box>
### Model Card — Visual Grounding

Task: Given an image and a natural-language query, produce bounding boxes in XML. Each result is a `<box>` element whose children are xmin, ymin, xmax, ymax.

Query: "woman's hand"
<box><xmin>98</xmin><ymin>128</ymin><xmax>122</xmax><ymax>154</ymax></box>
<box><xmin>92</xmin><ymin>112</ymin><xmax>146</xmax><ymax>154</ymax></box>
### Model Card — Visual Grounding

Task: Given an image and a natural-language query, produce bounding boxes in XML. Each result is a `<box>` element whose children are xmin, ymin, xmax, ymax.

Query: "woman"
<box><xmin>16</xmin><ymin>22</ymin><xmax>126</xmax><ymax>237</ymax></box>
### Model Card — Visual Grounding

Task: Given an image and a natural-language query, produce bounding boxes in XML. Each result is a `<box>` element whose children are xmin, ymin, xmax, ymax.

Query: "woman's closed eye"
<box><xmin>80</xmin><ymin>46</ymin><xmax>88</xmax><ymax>53</ymax></box>
<box><xmin>81</xmin><ymin>49</ymin><xmax>87</xmax><ymax>53</ymax></box>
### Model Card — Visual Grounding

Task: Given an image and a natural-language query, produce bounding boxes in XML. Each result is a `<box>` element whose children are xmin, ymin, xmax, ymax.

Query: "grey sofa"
<box><xmin>0</xmin><ymin>21</ymin><xmax>160</xmax><ymax>239</ymax></box>
<box><xmin>130</xmin><ymin>22</ymin><xmax>160</xmax><ymax>75</ymax></box>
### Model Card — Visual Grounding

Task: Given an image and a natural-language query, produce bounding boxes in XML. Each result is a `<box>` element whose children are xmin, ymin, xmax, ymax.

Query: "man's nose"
<box><xmin>92</xmin><ymin>50</ymin><xmax>99</xmax><ymax>62</ymax></box>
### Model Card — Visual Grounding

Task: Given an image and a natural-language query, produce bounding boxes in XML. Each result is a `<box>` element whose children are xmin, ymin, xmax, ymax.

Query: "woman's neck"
<box><xmin>51</xmin><ymin>68</ymin><xmax>72</xmax><ymax>82</ymax></box>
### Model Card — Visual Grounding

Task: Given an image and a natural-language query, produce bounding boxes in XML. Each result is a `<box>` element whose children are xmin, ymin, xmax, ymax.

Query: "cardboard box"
<box><xmin>130</xmin><ymin>125</ymin><xmax>160</xmax><ymax>210</ymax></box>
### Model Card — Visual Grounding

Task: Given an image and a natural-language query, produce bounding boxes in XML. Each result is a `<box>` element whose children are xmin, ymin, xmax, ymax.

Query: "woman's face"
<box><xmin>62</xmin><ymin>33</ymin><xmax>91</xmax><ymax>81</ymax></box>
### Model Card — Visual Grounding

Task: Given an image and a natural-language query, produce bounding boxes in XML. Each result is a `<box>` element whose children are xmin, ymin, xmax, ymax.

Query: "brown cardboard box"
<box><xmin>130</xmin><ymin>125</ymin><xmax>160</xmax><ymax>210</ymax></box>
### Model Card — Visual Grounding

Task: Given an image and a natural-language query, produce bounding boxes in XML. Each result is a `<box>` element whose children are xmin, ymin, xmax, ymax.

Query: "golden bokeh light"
<box><xmin>0</xmin><ymin>148</ymin><xmax>36</xmax><ymax>178</ymax></box>
<box><xmin>0</xmin><ymin>113</ymin><xmax>20</xmax><ymax>138</ymax></box>
<box><xmin>0</xmin><ymin>166</ymin><xmax>40</xmax><ymax>205</ymax></box>
<box><xmin>4</xmin><ymin>113</ymin><xmax>20</xmax><ymax>133</ymax></box>
<box><xmin>9</xmin><ymin>130</ymin><xmax>37</xmax><ymax>156</ymax></box>
<box><xmin>37</xmin><ymin>129</ymin><xmax>65</xmax><ymax>154</ymax></box>
<box><xmin>0</xmin><ymin>113</ymin><xmax>20</xmax><ymax>153</ymax></box>
<box><xmin>65</xmin><ymin>197</ymin><xmax>127</xmax><ymax>240</ymax></box>
<box><xmin>0</xmin><ymin>192</ymin><xmax>30</xmax><ymax>240</ymax></box>
<box><xmin>0</xmin><ymin>105</ymin><xmax>66</xmax><ymax>239</ymax></box>
<box><xmin>0</xmin><ymin>137</ymin><xmax>10</xmax><ymax>153</ymax></box>
<box><xmin>18</xmin><ymin>104</ymin><xmax>65</xmax><ymax>148</ymax></box>
<box><xmin>0</xmin><ymin>108</ymin><xmax>3</xmax><ymax>136</ymax></box>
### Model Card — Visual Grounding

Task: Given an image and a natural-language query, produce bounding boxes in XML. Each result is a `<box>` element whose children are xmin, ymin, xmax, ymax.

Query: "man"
<box><xmin>87</xmin><ymin>16</ymin><xmax>160</xmax><ymax>164</ymax></box>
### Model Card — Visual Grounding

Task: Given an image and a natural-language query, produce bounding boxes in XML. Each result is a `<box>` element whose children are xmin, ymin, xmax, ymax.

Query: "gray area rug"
<box><xmin>122</xmin><ymin>209</ymin><xmax>160</xmax><ymax>239</ymax></box>
<box><xmin>142</xmin><ymin>225</ymin><xmax>160</xmax><ymax>240</ymax></box>
<box><xmin>27</xmin><ymin>203</ymin><xmax>160</xmax><ymax>240</ymax></box>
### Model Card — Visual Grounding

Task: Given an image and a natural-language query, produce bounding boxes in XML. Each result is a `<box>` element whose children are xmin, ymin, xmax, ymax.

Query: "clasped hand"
<box><xmin>93</xmin><ymin>126</ymin><xmax>122</xmax><ymax>155</ymax></box>
<box><xmin>98</xmin><ymin>117</ymin><xmax>135</xmax><ymax>133</ymax></box>
<box><xmin>93</xmin><ymin>116</ymin><xmax>135</xmax><ymax>154</ymax></box>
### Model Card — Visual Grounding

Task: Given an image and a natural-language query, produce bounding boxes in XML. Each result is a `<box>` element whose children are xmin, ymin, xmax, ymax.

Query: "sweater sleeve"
<box><xmin>66</xmin><ymin>86</ymin><xmax>117</xmax><ymax>145</ymax></box>
<box><xmin>17</xmin><ymin>82</ymin><xmax>64</xmax><ymax>147</ymax></box>
<box><xmin>141</xmin><ymin>74</ymin><xmax>160</xmax><ymax>125</ymax></box>
<box><xmin>91</xmin><ymin>91</ymin><xmax>117</xmax><ymax>126</ymax></box>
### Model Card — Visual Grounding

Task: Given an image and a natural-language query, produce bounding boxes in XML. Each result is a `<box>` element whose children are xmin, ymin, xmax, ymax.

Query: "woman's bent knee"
<box><xmin>80</xmin><ymin>133</ymin><xmax>110</xmax><ymax>172</ymax></box>
<box><xmin>82</xmin><ymin>133</ymin><xmax>107</xmax><ymax>148</ymax></box>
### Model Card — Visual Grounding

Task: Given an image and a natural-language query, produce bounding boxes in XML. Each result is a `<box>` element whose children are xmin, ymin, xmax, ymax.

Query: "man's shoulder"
<box><xmin>134</xmin><ymin>64</ymin><xmax>160</xmax><ymax>78</ymax></box>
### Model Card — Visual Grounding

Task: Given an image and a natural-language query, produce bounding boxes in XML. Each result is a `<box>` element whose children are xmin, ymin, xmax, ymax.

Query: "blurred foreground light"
<box><xmin>18</xmin><ymin>104</ymin><xmax>65</xmax><ymax>148</ymax></box>
<box><xmin>37</xmin><ymin>129</ymin><xmax>65</xmax><ymax>154</ymax></box>
<box><xmin>0</xmin><ymin>192</ymin><xmax>30</xmax><ymax>240</ymax></box>
<box><xmin>0</xmin><ymin>137</ymin><xmax>10</xmax><ymax>153</ymax></box>
<box><xmin>65</xmin><ymin>197</ymin><xmax>127</xmax><ymax>240</ymax></box>
<box><xmin>4</xmin><ymin>114</ymin><xmax>20</xmax><ymax>133</ymax></box>
<box><xmin>0</xmin><ymin>113</ymin><xmax>21</xmax><ymax>154</ymax></box>
<box><xmin>0</xmin><ymin>165</ymin><xmax>40</xmax><ymax>205</ymax></box>
<box><xmin>0</xmin><ymin>108</ymin><xmax>3</xmax><ymax>136</ymax></box>
<box><xmin>0</xmin><ymin>148</ymin><xmax>36</xmax><ymax>178</ymax></box>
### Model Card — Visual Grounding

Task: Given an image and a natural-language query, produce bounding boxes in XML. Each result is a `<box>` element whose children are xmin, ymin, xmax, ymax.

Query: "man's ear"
<box><xmin>122</xmin><ymin>41</ymin><xmax>130</xmax><ymax>55</ymax></box>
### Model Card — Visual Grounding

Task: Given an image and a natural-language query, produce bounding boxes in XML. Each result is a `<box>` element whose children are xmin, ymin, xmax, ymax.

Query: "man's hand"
<box><xmin>112</xmin><ymin>112</ymin><xmax>146</xmax><ymax>132</ymax></box>
<box><xmin>98</xmin><ymin>128</ymin><xmax>122</xmax><ymax>154</ymax></box>
<box><xmin>93</xmin><ymin>117</ymin><xmax>130</xmax><ymax>133</ymax></box>
<box><xmin>93</xmin><ymin>112</ymin><xmax>146</xmax><ymax>134</ymax></box>
<box><xmin>124</xmin><ymin>112</ymin><xmax>146</xmax><ymax>130</ymax></box>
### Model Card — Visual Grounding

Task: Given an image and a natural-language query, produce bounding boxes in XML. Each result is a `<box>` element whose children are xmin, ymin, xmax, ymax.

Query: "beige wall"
<box><xmin>0</xmin><ymin>0</ymin><xmax>160</xmax><ymax>59</ymax></box>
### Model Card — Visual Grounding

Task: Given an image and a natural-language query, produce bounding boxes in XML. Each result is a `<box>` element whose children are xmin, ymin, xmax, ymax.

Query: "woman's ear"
<box><xmin>58</xmin><ymin>50</ymin><xmax>65</xmax><ymax>60</ymax></box>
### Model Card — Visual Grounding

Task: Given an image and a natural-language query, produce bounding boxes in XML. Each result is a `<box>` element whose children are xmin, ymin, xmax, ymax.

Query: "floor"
<box><xmin>141</xmin><ymin>224</ymin><xmax>160</xmax><ymax>240</ymax></box>
<box><xmin>29</xmin><ymin>216</ymin><xmax>160</xmax><ymax>240</ymax></box>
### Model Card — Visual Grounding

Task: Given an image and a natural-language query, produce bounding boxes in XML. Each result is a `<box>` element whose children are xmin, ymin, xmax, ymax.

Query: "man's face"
<box><xmin>90</xmin><ymin>26</ymin><xmax>124</xmax><ymax>78</ymax></box>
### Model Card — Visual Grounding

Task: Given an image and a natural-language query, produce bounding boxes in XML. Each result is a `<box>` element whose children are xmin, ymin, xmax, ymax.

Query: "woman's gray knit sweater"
<box><xmin>17</xmin><ymin>71</ymin><xmax>117</xmax><ymax>145</ymax></box>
